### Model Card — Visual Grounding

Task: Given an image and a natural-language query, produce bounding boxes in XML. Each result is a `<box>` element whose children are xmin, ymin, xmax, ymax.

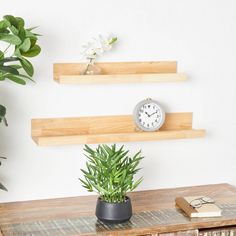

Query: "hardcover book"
<box><xmin>175</xmin><ymin>196</ymin><xmax>222</xmax><ymax>218</ymax></box>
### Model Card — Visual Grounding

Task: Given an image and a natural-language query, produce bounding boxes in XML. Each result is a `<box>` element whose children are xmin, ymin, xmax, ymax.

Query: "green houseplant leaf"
<box><xmin>80</xmin><ymin>144</ymin><xmax>144</xmax><ymax>203</ymax></box>
<box><xmin>0</xmin><ymin>33</ymin><xmax>21</xmax><ymax>45</ymax></box>
<box><xmin>0</xmin><ymin>20</ymin><xmax>10</xmax><ymax>29</ymax></box>
<box><xmin>0</xmin><ymin>14</ymin><xmax>41</xmax><ymax>85</ymax></box>
<box><xmin>3</xmin><ymin>15</ymin><xmax>18</xmax><ymax>28</ymax></box>
<box><xmin>0</xmin><ymin>104</ymin><xmax>7</xmax><ymax>126</ymax></box>
<box><xmin>19</xmin><ymin>38</ymin><xmax>31</xmax><ymax>52</ymax></box>
<box><xmin>0</xmin><ymin>15</ymin><xmax>41</xmax><ymax>191</ymax></box>
<box><xmin>19</xmin><ymin>57</ymin><xmax>34</xmax><ymax>76</ymax></box>
<box><xmin>21</xmin><ymin>45</ymin><xmax>41</xmax><ymax>57</ymax></box>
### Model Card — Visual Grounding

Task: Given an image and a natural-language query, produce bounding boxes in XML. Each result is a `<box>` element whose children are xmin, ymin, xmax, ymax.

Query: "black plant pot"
<box><xmin>95</xmin><ymin>196</ymin><xmax>132</xmax><ymax>223</ymax></box>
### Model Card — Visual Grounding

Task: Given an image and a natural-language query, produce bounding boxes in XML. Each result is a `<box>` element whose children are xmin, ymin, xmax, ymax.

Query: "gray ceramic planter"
<box><xmin>95</xmin><ymin>196</ymin><xmax>132</xmax><ymax>223</ymax></box>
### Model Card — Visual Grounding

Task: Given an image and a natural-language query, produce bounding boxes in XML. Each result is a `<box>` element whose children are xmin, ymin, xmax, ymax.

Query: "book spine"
<box><xmin>175</xmin><ymin>197</ymin><xmax>197</xmax><ymax>217</ymax></box>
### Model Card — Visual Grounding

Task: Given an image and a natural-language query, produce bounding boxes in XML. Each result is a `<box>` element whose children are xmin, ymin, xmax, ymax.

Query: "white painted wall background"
<box><xmin>0</xmin><ymin>0</ymin><xmax>235</xmax><ymax>203</ymax></box>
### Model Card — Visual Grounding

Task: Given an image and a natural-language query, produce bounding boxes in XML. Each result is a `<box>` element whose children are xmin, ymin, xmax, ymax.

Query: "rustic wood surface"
<box><xmin>0</xmin><ymin>183</ymin><xmax>236</xmax><ymax>235</ymax></box>
<box><xmin>31</xmin><ymin>113</ymin><xmax>206</xmax><ymax>146</ymax></box>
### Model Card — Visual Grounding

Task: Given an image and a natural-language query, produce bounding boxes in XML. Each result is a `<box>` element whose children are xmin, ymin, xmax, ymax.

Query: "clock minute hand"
<box><xmin>150</xmin><ymin>111</ymin><xmax>158</xmax><ymax>116</ymax></box>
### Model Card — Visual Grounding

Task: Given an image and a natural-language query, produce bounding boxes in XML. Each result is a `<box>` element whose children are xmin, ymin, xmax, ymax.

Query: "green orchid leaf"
<box><xmin>3</xmin><ymin>15</ymin><xmax>18</xmax><ymax>28</ymax></box>
<box><xmin>19</xmin><ymin>38</ymin><xmax>31</xmax><ymax>52</ymax></box>
<box><xmin>21</xmin><ymin>44</ymin><xmax>41</xmax><ymax>57</ymax></box>
<box><xmin>0</xmin><ymin>20</ymin><xmax>10</xmax><ymax>29</ymax></box>
<box><xmin>0</xmin><ymin>65</ymin><xmax>19</xmax><ymax>75</ymax></box>
<box><xmin>19</xmin><ymin>57</ymin><xmax>34</xmax><ymax>76</ymax></box>
<box><xmin>5</xmin><ymin>74</ymin><xmax>26</xmax><ymax>85</ymax></box>
<box><xmin>0</xmin><ymin>33</ymin><xmax>21</xmax><ymax>45</ymax></box>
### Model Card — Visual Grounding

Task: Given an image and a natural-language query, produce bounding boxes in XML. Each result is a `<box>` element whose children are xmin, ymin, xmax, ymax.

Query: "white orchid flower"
<box><xmin>81</xmin><ymin>34</ymin><xmax>117</xmax><ymax>60</ymax></box>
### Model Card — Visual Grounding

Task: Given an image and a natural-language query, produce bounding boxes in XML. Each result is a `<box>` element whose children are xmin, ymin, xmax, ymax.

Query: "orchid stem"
<box><xmin>83</xmin><ymin>58</ymin><xmax>94</xmax><ymax>75</ymax></box>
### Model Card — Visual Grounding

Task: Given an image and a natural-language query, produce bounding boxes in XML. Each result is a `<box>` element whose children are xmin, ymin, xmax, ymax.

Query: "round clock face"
<box><xmin>133</xmin><ymin>99</ymin><xmax>165</xmax><ymax>131</ymax></box>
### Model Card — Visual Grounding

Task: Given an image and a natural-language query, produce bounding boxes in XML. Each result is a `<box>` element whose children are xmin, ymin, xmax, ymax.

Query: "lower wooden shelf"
<box><xmin>31</xmin><ymin>113</ymin><xmax>206</xmax><ymax>146</ymax></box>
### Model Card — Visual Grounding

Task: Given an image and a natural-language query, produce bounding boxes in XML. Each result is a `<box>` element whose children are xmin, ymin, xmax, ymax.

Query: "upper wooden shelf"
<box><xmin>31</xmin><ymin>113</ymin><xmax>206</xmax><ymax>146</ymax></box>
<box><xmin>53</xmin><ymin>61</ymin><xmax>187</xmax><ymax>84</ymax></box>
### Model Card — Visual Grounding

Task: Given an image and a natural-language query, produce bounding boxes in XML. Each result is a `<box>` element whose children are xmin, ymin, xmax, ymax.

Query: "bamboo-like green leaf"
<box><xmin>21</xmin><ymin>44</ymin><xmax>41</xmax><ymax>57</ymax></box>
<box><xmin>80</xmin><ymin>144</ymin><xmax>143</xmax><ymax>203</ymax></box>
<box><xmin>19</xmin><ymin>38</ymin><xmax>31</xmax><ymax>52</ymax></box>
<box><xmin>0</xmin><ymin>33</ymin><xmax>21</xmax><ymax>45</ymax></box>
<box><xmin>131</xmin><ymin>177</ymin><xmax>143</xmax><ymax>191</ymax></box>
<box><xmin>20</xmin><ymin>57</ymin><xmax>34</xmax><ymax>76</ymax></box>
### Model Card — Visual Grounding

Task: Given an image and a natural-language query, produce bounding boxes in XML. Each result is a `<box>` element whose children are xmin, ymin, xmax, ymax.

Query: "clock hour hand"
<box><xmin>145</xmin><ymin>111</ymin><xmax>150</xmax><ymax>117</ymax></box>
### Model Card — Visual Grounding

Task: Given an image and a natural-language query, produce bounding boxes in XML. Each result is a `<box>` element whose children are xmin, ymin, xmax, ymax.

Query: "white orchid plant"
<box><xmin>81</xmin><ymin>34</ymin><xmax>117</xmax><ymax>74</ymax></box>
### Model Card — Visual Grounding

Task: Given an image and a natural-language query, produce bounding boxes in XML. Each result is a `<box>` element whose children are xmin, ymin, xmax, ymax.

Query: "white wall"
<box><xmin>0</xmin><ymin>0</ymin><xmax>236</xmax><ymax>203</ymax></box>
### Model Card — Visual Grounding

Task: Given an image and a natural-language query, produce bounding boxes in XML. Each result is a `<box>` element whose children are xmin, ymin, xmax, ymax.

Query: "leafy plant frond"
<box><xmin>0</xmin><ymin>14</ymin><xmax>41</xmax><ymax>85</ymax></box>
<box><xmin>80</xmin><ymin>144</ymin><xmax>144</xmax><ymax>203</ymax></box>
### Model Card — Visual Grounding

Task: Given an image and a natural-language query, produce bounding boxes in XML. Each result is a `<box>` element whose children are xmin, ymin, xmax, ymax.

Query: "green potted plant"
<box><xmin>79</xmin><ymin>144</ymin><xmax>143</xmax><ymax>223</ymax></box>
<box><xmin>0</xmin><ymin>15</ymin><xmax>41</xmax><ymax>191</ymax></box>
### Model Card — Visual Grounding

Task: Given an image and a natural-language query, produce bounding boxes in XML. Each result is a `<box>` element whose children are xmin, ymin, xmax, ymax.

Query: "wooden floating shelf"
<box><xmin>53</xmin><ymin>61</ymin><xmax>187</xmax><ymax>84</ymax></box>
<box><xmin>31</xmin><ymin>113</ymin><xmax>206</xmax><ymax>146</ymax></box>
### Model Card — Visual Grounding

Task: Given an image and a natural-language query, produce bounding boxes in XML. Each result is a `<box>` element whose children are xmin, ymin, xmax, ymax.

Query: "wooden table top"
<box><xmin>0</xmin><ymin>183</ymin><xmax>236</xmax><ymax>235</ymax></box>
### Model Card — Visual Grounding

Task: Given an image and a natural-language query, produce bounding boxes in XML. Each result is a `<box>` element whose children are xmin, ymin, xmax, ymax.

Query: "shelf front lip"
<box><xmin>33</xmin><ymin>129</ymin><xmax>206</xmax><ymax>146</ymax></box>
<box><xmin>54</xmin><ymin>73</ymin><xmax>187</xmax><ymax>84</ymax></box>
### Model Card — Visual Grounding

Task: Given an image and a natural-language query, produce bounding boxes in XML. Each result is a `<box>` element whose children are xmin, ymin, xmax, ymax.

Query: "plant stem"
<box><xmin>83</xmin><ymin>58</ymin><xmax>94</xmax><ymax>75</ymax></box>
<box><xmin>3</xmin><ymin>44</ymin><xmax>11</xmax><ymax>54</ymax></box>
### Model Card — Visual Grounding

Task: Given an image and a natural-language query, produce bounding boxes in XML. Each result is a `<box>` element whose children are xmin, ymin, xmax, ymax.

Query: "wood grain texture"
<box><xmin>31</xmin><ymin>113</ymin><xmax>206</xmax><ymax>146</ymax></box>
<box><xmin>0</xmin><ymin>184</ymin><xmax>236</xmax><ymax>236</ymax></box>
<box><xmin>53</xmin><ymin>61</ymin><xmax>185</xmax><ymax>84</ymax></box>
<box><xmin>56</xmin><ymin>73</ymin><xmax>187</xmax><ymax>84</ymax></box>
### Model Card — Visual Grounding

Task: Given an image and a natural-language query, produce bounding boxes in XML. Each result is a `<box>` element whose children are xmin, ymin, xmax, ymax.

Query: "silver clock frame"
<box><xmin>133</xmin><ymin>98</ymin><xmax>166</xmax><ymax>132</ymax></box>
